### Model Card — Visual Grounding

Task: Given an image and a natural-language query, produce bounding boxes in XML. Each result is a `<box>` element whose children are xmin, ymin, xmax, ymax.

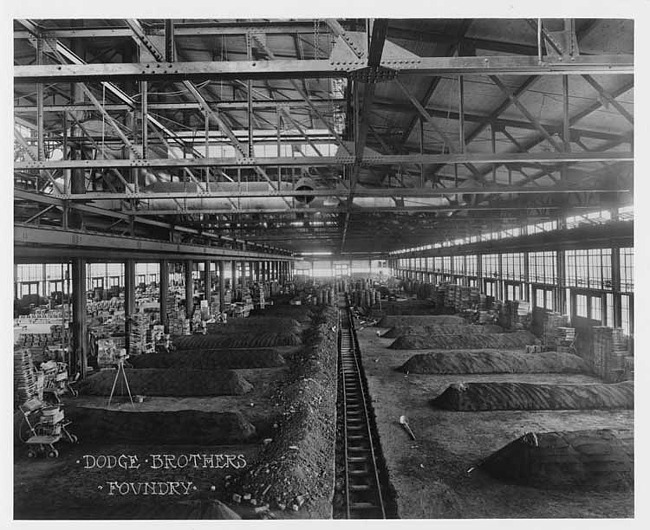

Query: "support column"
<box><xmin>185</xmin><ymin>260</ymin><xmax>194</xmax><ymax>319</ymax></box>
<box><xmin>218</xmin><ymin>261</ymin><xmax>226</xmax><ymax>312</ymax></box>
<box><xmin>124</xmin><ymin>259</ymin><xmax>136</xmax><ymax>354</ymax></box>
<box><xmin>249</xmin><ymin>260</ymin><xmax>255</xmax><ymax>282</ymax></box>
<box><xmin>254</xmin><ymin>261</ymin><xmax>261</xmax><ymax>283</ymax></box>
<box><xmin>231</xmin><ymin>261</ymin><xmax>237</xmax><ymax>290</ymax></box>
<box><xmin>204</xmin><ymin>260</ymin><xmax>212</xmax><ymax>302</ymax></box>
<box><xmin>71</xmin><ymin>258</ymin><xmax>87</xmax><ymax>378</ymax></box>
<box><xmin>611</xmin><ymin>246</ymin><xmax>622</xmax><ymax>328</ymax></box>
<box><xmin>159</xmin><ymin>260</ymin><xmax>169</xmax><ymax>331</ymax></box>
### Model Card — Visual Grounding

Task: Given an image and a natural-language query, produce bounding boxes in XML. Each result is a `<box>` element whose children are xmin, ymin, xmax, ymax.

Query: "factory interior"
<box><xmin>9</xmin><ymin>15</ymin><xmax>639</xmax><ymax>521</ymax></box>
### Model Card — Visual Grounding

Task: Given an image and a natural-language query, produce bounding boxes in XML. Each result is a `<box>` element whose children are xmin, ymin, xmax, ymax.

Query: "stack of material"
<box><xmin>445</xmin><ymin>284</ymin><xmax>457</xmax><ymax>308</ymax></box>
<box><xmin>480</xmin><ymin>428</ymin><xmax>634</xmax><ymax>490</ymax></box>
<box><xmin>593</xmin><ymin>327</ymin><xmax>627</xmax><ymax>382</ymax></box>
<box><xmin>542</xmin><ymin>313</ymin><xmax>570</xmax><ymax>349</ymax></box>
<box><xmin>434</xmin><ymin>284</ymin><xmax>446</xmax><ymax>307</ymax></box>
<box><xmin>431</xmin><ymin>381</ymin><xmax>634</xmax><ymax>411</ymax></box>
<box><xmin>556</xmin><ymin>326</ymin><xmax>576</xmax><ymax>353</ymax></box>
<box><xmin>128</xmin><ymin>313</ymin><xmax>148</xmax><ymax>355</ymax></box>
<box><xmin>14</xmin><ymin>347</ymin><xmax>37</xmax><ymax>404</ymax></box>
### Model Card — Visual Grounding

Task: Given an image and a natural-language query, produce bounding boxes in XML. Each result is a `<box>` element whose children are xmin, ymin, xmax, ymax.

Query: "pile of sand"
<box><xmin>66</xmin><ymin>407</ymin><xmax>257</xmax><ymax>444</ymax></box>
<box><xmin>78</xmin><ymin>368</ymin><xmax>253</xmax><ymax>396</ymax></box>
<box><xmin>173</xmin><ymin>331</ymin><xmax>302</xmax><ymax>350</ymax></box>
<box><xmin>431</xmin><ymin>381</ymin><xmax>634</xmax><ymax>411</ymax></box>
<box><xmin>390</xmin><ymin>330</ymin><xmax>537</xmax><ymax>350</ymax></box>
<box><xmin>206</xmin><ymin>317</ymin><xmax>302</xmax><ymax>335</ymax></box>
<box><xmin>399</xmin><ymin>350</ymin><xmax>590</xmax><ymax>374</ymax></box>
<box><xmin>378</xmin><ymin>315</ymin><xmax>466</xmax><ymax>328</ymax></box>
<box><xmin>129</xmin><ymin>349</ymin><xmax>286</xmax><ymax>370</ymax></box>
<box><xmin>382</xmin><ymin>324</ymin><xmax>503</xmax><ymax>338</ymax></box>
<box><xmin>479</xmin><ymin>428</ymin><xmax>633</xmax><ymax>490</ymax></box>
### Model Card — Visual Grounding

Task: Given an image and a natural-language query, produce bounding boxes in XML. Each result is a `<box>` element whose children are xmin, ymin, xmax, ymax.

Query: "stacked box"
<box><xmin>593</xmin><ymin>327</ymin><xmax>626</xmax><ymax>381</ymax></box>
<box><xmin>14</xmin><ymin>347</ymin><xmax>37</xmax><ymax>404</ymax></box>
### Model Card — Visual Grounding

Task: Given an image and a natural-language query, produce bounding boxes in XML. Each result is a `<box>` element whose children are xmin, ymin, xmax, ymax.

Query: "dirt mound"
<box><xmin>129</xmin><ymin>349</ymin><xmax>286</xmax><ymax>370</ymax></box>
<box><xmin>256</xmin><ymin>304</ymin><xmax>314</xmax><ymax>322</ymax></box>
<box><xmin>431</xmin><ymin>381</ymin><xmax>634</xmax><ymax>411</ymax></box>
<box><xmin>378</xmin><ymin>315</ymin><xmax>466</xmax><ymax>328</ymax></box>
<box><xmin>206</xmin><ymin>317</ymin><xmax>302</xmax><ymax>335</ymax></box>
<box><xmin>390</xmin><ymin>330</ymin><xmax>537</xmax><ymax>350</ymax></box>
<box><xmin>229</xmin><ymin>306</ymin><xmax>338</xmax><ymax>514</ymax></box>
<box><xmin>399</xmin><ymin>350</ymin><xmax>590</xmax><ymax>374</ymax></box>
<box><xmin>66</xmin><ymin>407</ymin><xmax>256</xmax><ymax>444</ymax></box>
<box><xmin>78</xmin><ymin>368</ymin><xmax>253</xmax><ymax>396</ymax></box>
<box><xmin>479</xmin><ymin>429</ymin><xmax>634</xmax><ymax>490</ymax></box>
<box><xmin>173</xmin><ymin>331</ymin><xmax>302</xmax><ymax>350</ymax></box>
<box><xmin>382</xmin><ymin>324</ymin><xmax>503</xmax><ymax>338</ymax></box>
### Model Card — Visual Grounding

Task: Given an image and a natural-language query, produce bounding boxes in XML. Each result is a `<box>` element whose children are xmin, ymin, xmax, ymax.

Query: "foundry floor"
<box><xmin>356</xmin><ymin>324</ymin><xmax>634</xmax><ymax>519</ymax></box>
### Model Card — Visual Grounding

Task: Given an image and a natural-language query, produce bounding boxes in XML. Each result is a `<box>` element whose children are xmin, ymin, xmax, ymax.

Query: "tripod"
<box><xmin>107</xmin><ymin>356</ymin><xmax>135</xmax><ymax>408</ymax></box>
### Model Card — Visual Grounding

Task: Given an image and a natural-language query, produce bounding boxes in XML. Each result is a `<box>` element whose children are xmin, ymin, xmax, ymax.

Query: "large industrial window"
<box><xmin>442</xmin><ymin>256</ymin><xmax>452</xmax><ymax>274</ymax></box>
<box><xmin>620</xmin><ymin>247</ymin><xmax>634</xmax><ymax>292</ymax></box>
<box><xmin>566</xmin><ymin>248</ymin><xmax>612</xmax><ymax>290</ymax></box>
<box><xmin>453</xmin><ymin>255</ymin><xmax>465</xmax><ymax>276</ymax></box>
<box><xmin>575</xmin><ymin>294</ymin><xmax>588</xmax><ymax>318</ymax></box>
<box><xmin>482</xmin><ymin>254</ymin><xmax>499</xmax><ymax>278</ymax></box>
<box><xmin>502</xmin><ymin>252</ymin><xmax>524</xmax><ymax>280</ymax></box>
<box><xmin>466</xmin><ymin>255</ymin><xmax>477</xmax><ymax>276</ymax></box>
<box><xmin>621</xmin><ymin>295</ymin><xmax>631</xmax><ymax>335</ymax></box>
<box><xmin>426</xmin><ymin>257</ymin><xmax>434</xmax><ymax>270</ymax></box>
<box><xmin>529</xmin><ymin>251</ymin><xmax>556</xmax><ymax>284</ymax></box>
<box><xmin>591</xmin><ymin>296</ymin><xmax>603</xmax><ymax>322</ymax></box>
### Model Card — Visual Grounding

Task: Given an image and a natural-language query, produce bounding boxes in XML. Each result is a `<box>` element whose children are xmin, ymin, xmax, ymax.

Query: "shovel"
<box><xmin>399</xmin><ymin>415</ymin><xmax>416</xmax><ymax>440</ymax></box>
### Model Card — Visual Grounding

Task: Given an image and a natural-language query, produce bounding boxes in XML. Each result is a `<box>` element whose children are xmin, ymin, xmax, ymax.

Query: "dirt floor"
<box><xmin>13</xmin><ymin>311</ymin><xmax>334</xmax><ymax>521</ymax></box>
<box><xmin>356</xmin><ymin>323</ymin><xmax>635</xmax><ymax>519</ymax></box>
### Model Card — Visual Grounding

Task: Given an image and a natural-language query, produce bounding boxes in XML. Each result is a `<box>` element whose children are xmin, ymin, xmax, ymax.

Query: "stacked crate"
<box><xmin>593</xmin><ymin>327</ymin><xmax>627</xmax><ymax>381</ymax></box>
<box><xmin>543</xmin><ymin>313</ymin><xmax>570</xmax><ymax>350</ymax></box>
<box><xmin>14</xmin><ymin>347</ymin><xmax>37</xmax><ymax>405</ymax></box>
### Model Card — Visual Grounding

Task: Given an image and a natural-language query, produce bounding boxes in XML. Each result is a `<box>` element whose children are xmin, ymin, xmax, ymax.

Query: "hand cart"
<box><xmin>18</xmin><ymin>399</ymin><xmax>78</xmax><ymax>458</ymax></box>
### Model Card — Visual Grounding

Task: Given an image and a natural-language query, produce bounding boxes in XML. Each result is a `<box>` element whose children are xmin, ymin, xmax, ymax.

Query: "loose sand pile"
<box><xmin>382</xmin><ymin>324</ymin><xmax>503</xmax><ymax>338</ymax></box>
<box><xmin>378</xmin><ymin>315</ymin><xmax>466</xmax><ymax>328</ymax></box>
<box><xmin>399</xmin><ymin>350</ymin><xmax>590</xmax><ymax>374</ymax></box>
<box><xmin>390</xmin><ymin>330</ymin><xmax>537</xmax><ymax>350</ymax></box>
<box><xmin>78</xmin><ymin>368</ymin><xmax>253</xmax><ymax>396</ymax></box>
<box><xmin>431</xmin><ymin>381</ymin><xmax>634</xmax><ymax>411</ymax></box>
<box><xmin>206</xmin><ymin>317</ymin><xmax>302</xmax><ymax>335</ymax></box>
<box><xmin>479</xmin><ymin>428</ymin><xmax>634</xmax><ymax>490</ymax></box>
<box><xmin>173</xmin><ymin>331</ymin><xmax>302</xmax><ymax>350</ymax></box>
<box><xmin>129</xmin><ymin>349</ymin><xmax>286</xmax><ymax>370</ymax></box>
<box><xmin>66</xmin><ymin>407</ymin><xmax>256</xmax><ymax>444</ymax></box>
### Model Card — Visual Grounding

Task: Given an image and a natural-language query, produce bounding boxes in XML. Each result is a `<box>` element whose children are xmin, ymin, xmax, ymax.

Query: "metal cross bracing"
<box><xmin>13</xmin><ymin>18</ymin><xmax>634</xmax><ymax>256</ymax></box>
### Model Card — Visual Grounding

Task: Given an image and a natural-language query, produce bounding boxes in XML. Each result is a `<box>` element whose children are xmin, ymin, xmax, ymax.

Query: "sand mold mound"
<box><xmin>480</xmin><ymin>428</ymin><xmax>633</xmax><ymax>490</ymax></box>
<box><xmin>129</xmin><ymin>349</ymin><xmax>286</xmax><ymax>370</ymax></box>
<box><xmin>382</xmin><ymin>324</ymin><xmax>503</xmax><ymax>338</ymax></box>
<box><xmin>378</xmin><ymin>315</ymin><xmax>466</xmax><ymax>328</ymax></box>
<box><xmin>399</xmin><ymin>350</ymin><xmax>590</xmax><ymax>374</ymax></box>
<box><xmin>390</xmin><ymin>330</ymin><xmax>537</xmax><ymax>350</ymax></box>
<box><xmin>431</xmin><ymin>381</ymin><xmax>634</xmax><ymax>411</ymax></box>
<box><xmin>206</xmin><ymin>317</ymin><xmax>301</xmax><ymax>335</ymax></box>
<box><xmin>78</xmin><ymin>368</ymin><xmax>253</xmax><ymax>396</ymax></box>
<box><xmin>173</xmin><ymin>331</ymin><xmax>302</xmax><ymax>350</ymax></box>
<box><xmin>66</xmin><ymin>407</ymin><xmax>256</xmax><ymax>444</ymax></box>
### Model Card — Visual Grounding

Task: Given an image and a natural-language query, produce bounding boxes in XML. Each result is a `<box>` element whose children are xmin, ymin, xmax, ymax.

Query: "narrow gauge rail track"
<box><xmin>336</xmin><ymin>294</ymin><xmax>395</xmax><ymax>519</ymax></box>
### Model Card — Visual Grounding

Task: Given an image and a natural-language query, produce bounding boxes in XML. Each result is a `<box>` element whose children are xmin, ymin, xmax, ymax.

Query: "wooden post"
<box><xmin>159</xmin><ymin>260</ymin><xmax>169</xmax><ymax>331</ymax></box>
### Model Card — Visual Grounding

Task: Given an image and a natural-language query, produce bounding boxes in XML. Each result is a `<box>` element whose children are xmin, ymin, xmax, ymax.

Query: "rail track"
<box><xmin>336</xmin><ymin>294</ymin><xmax>394</xmax><ymax>519</ymax></box>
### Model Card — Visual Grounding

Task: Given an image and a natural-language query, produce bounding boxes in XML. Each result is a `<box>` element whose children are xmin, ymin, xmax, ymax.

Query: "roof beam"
<box><xmin>399</xmin><ymin>20</ymin><xmax>473</xmax><ymax>146</ymax></box>
<box><xmin>15</xmin><ymin>55</ymin><xmax>633</xmax><ymax>83</ymax></box>
<box><xmin>15</xmin><ymin>150</ymin><xmax>632</xmax><ymax>171</ymax></box>
<box><xmin>15</xmin><ymin>225</ymin><xmax>292</xmax><ymax>260</ymax></box>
